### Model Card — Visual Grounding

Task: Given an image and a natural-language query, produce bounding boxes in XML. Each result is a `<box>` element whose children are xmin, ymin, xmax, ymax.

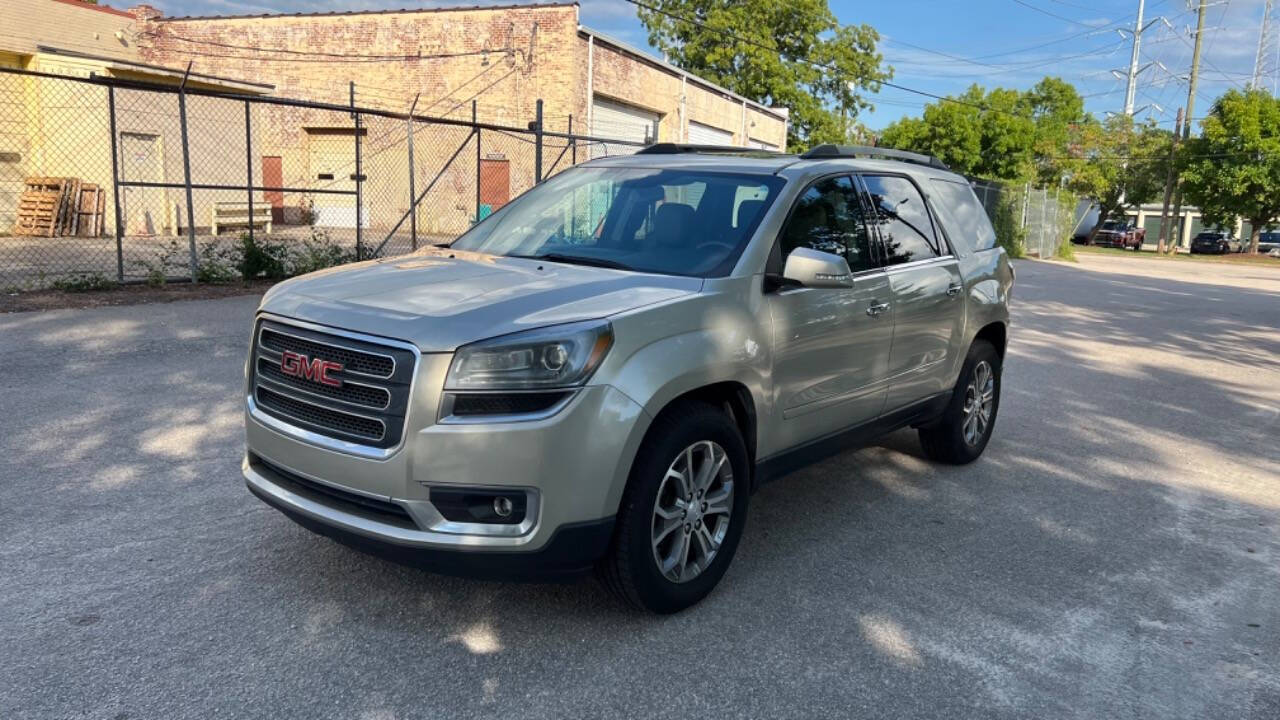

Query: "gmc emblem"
<box><xmin>280</xmin><ymin>350</ymin><xmax>344</xmax><ymax>388</ymax></box>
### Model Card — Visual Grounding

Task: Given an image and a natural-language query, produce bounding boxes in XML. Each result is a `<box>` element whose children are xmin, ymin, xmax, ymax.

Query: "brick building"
<box><xmin>2</xmin><ymin>0</ymin><xmax>787</xmax><ymax>245</ymax></box>
<box><xmin>131</xmin><ymin>2</ymin><xmax>788</xmax><ymax>233</ymax></box>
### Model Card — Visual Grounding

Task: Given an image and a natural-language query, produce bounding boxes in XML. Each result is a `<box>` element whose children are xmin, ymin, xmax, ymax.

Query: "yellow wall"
<box><xmin>0</xmin><ymin>0</ymin><xmax>140</xmax><ymax>62</ymax></box>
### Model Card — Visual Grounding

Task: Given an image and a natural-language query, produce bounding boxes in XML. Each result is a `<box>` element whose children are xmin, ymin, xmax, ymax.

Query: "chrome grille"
<box><xmin>250</xmin><ymin>319</ymin><xmax>416</xmax><ymax>450</ymax></box>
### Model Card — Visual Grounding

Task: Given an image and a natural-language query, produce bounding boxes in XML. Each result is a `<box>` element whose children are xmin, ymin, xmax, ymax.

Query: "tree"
<box><xmin>877</xmin><ymin>78</ymin><xmax>1085</xmax><ymax>183</ymax></box>
<box><xmin>635</xmin><ymin>0</ymin><xmax>891</xmax><ymax>150</ymax></box>
<box><xmin>1181</xmin><ymin>89</ymin><xmax>1280</xmax><ymax>254</ymax></box>
<box><xmin>1064</xmin><ymin>114</ymin><xmax>1170</xmax><ymax>243</ymax></box>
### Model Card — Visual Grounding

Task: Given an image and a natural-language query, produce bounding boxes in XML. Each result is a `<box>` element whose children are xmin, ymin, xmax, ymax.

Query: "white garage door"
<box><xmin>591</xmin><ymin>97</ymin><xmax>659</xmax><ymax>143</ymax></box>
<box><xmin>688</xmin><ymin>121</ymin><xmax>734</xmax><ymax>146</ymax></box>
<box><xmin>307</xmin><ymin>132</ymin><xmax>367</xmax><ymax>228</ymax></box>
<box><xmin>749</xmin><ymin>138</ymin><xmax>780</xmax><ymax>151</ymax></box>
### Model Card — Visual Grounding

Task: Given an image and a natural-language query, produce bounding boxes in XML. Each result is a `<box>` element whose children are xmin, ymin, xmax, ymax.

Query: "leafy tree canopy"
<box><xmin>635</xmin><ymin>0</ymin><xmax>891</xmax><ymax>151</ymax></box>
<box><xmin>1181</xmin><ymin>89</ymin><xmax>1280</xmax><ymax>252</ymax></box>
<box><xmin>1064</xmin><ymin>114</ymin><xmax>1171</xmax><ymax>239</ymax></box>
<box><xmin>878</xmin><ymin>77</ymin><xmax>1086</xmax><ymax>184</ymax></box>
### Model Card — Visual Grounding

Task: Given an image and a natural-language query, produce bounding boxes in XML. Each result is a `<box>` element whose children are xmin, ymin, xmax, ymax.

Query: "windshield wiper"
<box><xmin>511</xmin><ymin>253</ymin><xmax>633</xmax><ymax>271</ymax></box>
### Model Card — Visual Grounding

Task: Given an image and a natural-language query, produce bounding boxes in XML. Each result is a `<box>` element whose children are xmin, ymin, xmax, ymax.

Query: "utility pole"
<box><xmin>1155</xmin><ymin>107</ymin><xmax>1183</xmax><ymax>254</ymax></box>
<box><xmin>1166</xmin><ymin>0</ymin><xmax>1208</xmax><ymax>253</ymax></box>
<box><xmin>1124</xmin><ymin>0</ymin><xmax>1147</xmax><ymax>115</ymax></box>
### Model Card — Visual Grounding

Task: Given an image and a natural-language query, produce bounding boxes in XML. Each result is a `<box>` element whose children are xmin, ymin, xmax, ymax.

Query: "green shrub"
<box><xmin>237</xmin><ymin>233</ymin><xmax>289</xmax><ymax>281</ymax></box>
<box><xmin>53</xmin><ymin>272</ymin><xmax>114</xmax><ymax>292</ymax></box>
<box><xmin>195</xmin><ymin>241</ymin><xmax>241</xmax><ymax>283</ymax></box>
<box><xmin>991</xmin><ymin>192</ymin><xmax>1027</xmax><ymax>259</ymax></box>
<box><xmin>288</xmin><ymin>229</ymin><xmax>355</xmax><ymax>276</ymax></box>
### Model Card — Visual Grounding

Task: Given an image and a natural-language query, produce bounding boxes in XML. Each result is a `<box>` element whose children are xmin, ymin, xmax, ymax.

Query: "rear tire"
<box><xmin>597</xmin><ymin>401</ymin><xmax>750</xmax><ymax>613</ymax></box>
<box><xmin>919</xmin><ymin>340</ymin><xmax>1001</xmax><ymax>465</ymax></box>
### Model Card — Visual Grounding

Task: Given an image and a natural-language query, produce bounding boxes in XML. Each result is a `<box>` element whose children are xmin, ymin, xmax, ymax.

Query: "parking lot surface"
<box><xmin>3</xmin><ymin>255</ymin><xmax>1278</xmax><ymax>719</ymax></box>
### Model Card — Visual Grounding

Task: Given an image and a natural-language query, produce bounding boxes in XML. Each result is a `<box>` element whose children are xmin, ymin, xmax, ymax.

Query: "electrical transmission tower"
<box><xmin>1254</xmin><ymin>0</ymin><xmax>1279</xmax><ymax>94</ymax></box>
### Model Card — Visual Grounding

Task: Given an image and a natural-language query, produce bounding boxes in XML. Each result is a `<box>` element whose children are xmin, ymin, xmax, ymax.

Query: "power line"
<box><xmin>624</xmin><ymin>0</ymin><xmax>1030</xmax><ymax>119</ymax></box>
<box><xmin>1010</xmin><ymin>0</ymin><xmax>1110</xmax><ymax>28</ymax></box>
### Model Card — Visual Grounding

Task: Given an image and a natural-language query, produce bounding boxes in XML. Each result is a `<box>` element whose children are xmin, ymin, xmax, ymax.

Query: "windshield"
<box><xmin>447</xmin><ymin>167</ymin><xmax>784</xmax><ymax>277</ymax></box>
<box><xmin>1102</xmin><ymin>221</ymin><xmax>1125</xmax><ymax>230</ymax></box>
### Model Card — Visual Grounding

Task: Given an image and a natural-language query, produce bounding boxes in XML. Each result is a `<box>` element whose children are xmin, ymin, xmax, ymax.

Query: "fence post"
<box><xmin>177</xmin><ymin>63</ymin><xmax>198</xmax><ymax>282</ymax></box>
<box><xmin>351</xmin><ymin>82</ymin><xmax>363</xmax><ymax>261</ymax></box>
<box><xmin>1052</xmin><ymin>188</ymin><xmax>1060</xmax><ymax>255</ymax></box>
<box><xmin>474</xmin><ymin>100</ymin><xmax>480</xmax><ymax>222</ymax></box>
<box><xmin>1039</xmin><ymin>188</ymin><xmax>1049</xmax><ymax>257</ymax></box>
<box><xmin>407</xmin><ymin>93</ymin><xmax>419</xmax><ymax>251</ymax></box>
<box><xmin>569</xmin><ymin>114</ymin><xmax>576</xmax><ymax>166</ymax></box>
<box><xmin>1020</xmin><ymin>182</ymin><xmax>1030</xmax><ymax>241</ymax></box>
<box><xmin>244</xmin><ymin>100</ymin><xmax>254</xmax><ymax>244</ymax></box>
<box><xmin>107</xmin><ymin>86</ymin><xmax>125</xmax><ymax>282</ymax></box>
<box><xmin>534</xmin><ymin>99</ymin><xmax>543</xmax><ymax>183</ymax></box>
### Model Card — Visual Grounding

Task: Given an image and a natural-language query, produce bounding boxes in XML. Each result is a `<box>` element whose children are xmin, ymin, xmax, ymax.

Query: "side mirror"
<box><xmin>782</xmin><ymin>247</ymin><xmax>854</xmax><ymax>288</ymax></box>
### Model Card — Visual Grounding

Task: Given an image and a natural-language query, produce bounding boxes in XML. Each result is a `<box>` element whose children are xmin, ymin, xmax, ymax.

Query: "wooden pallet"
<box><xmin>11</xmin><ymin>177</ymin><xmax>104</xmax><ymax>237</ymax></box>
<box><xmin>13</xmin><ymin>191</ymin><xmax>60</xmax><ymax>236</ymax></box>
<box><xmin>76</xmin><ymin>183</ymin><xmax>105</xmax><ymax>237</ymax></box>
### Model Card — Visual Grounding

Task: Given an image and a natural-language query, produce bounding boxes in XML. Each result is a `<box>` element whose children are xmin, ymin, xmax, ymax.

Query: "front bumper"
<box><xmin>246</xmin><ymin>471</ymin><xmax>614</xmax><ymax>579</ymax></box>
<box><xmin>244</xmin><ymin>376</ymin><xmax>650</xmax><ymax>578</ymax></box>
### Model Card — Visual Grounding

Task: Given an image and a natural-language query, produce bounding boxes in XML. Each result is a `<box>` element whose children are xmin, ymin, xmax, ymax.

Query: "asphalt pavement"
<box><xmin>2</xmin><ymin>254</ymin><xmax>1278</xmax><ymax>719</ymax></box>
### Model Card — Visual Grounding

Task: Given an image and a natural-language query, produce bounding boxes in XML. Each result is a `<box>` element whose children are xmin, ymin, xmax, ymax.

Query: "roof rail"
<box><xmin>799</xmin><ymin>144</ymin><xmax>949</xmax><ymax>170</ymax></box>
<box><xmin>636</xmin><ymin>143</ymin><xmax>783</xmax><ymax>156</ymax></box>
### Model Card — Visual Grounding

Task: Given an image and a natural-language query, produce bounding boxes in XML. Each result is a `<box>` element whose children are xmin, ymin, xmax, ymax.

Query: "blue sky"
<box><xmin>148</xmin><ymin>0</ymin><xmax>1271</xmax><ymax>130</ymax></box>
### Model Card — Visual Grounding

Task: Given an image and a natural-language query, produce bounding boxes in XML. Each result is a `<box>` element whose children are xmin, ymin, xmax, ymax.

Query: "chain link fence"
<box><xmin>971</xmin><ymin>178</ymin><xmax>1079</xmax><ymax>259</ymax></box>
<box><xmin>0</xmin><ymin>67</ymin><xmax>645</xmax><ymax>291</ymax></box>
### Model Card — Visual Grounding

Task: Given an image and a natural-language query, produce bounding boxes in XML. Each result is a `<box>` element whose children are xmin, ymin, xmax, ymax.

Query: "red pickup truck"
<box><xmin>1089</xmin><ymin>220</ymin><xmax>1145</xmax><ymax>250</ymax></box>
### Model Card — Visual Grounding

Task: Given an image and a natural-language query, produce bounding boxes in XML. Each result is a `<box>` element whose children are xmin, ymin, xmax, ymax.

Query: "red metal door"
<box><xmin>262</xmin><ymin>156</ymin><xmax>283</xmax><ymax>222</ymax></box>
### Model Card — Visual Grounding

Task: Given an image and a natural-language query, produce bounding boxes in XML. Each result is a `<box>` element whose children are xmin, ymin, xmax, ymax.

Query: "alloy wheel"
<box><xmin>651</xmin><ymin>440</ymin><xmax>734</xmax><ymax>583</ymax></box>
<box><xmin>962</xmin><ymin>360</ymin><xmax>995</xmax><ymax>446</ymax></box>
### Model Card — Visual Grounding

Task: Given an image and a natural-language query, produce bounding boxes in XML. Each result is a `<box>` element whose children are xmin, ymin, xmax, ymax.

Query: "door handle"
<box><xmin>946</xmin><ymin>283</ymin><xmax>963</xmax><ymax>297</ymax></box>
<box><xmin>866</xmin><ymin>302</ymin><xmax>890</xmax><ymax>317</ymax></box>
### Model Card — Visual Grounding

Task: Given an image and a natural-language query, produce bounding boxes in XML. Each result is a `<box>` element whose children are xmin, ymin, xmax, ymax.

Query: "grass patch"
<box><xmin>1074</xmin><ymin>244</ymin><xmax>1280</xmax><ymax>266</ymax></box>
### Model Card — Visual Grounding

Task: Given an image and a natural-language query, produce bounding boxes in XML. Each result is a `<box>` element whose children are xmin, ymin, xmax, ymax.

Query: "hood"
<box><xmin>259</xmin><ymin>248</ymin><xmax>703</xmax><ymax>351</ymax></box>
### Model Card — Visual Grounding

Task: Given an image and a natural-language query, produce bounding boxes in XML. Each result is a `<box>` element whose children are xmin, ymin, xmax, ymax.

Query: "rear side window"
<box><xmin>862</xmin><ymin>174</ymin><xmax>940</xmax><ymax>265</ymax></box>
<box><xmin>928</xmin><ymin>179</ymin><xmax>998</xmax><ymax>253</ymax></box>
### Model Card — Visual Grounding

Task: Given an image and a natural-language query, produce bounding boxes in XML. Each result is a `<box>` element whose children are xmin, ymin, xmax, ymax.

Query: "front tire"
<box><xmin>919</xmin><ymin>340</ymin><xmax>1001</xmax><ymax>465</ymax></box>
<box><xmin>598</xmin><ymin>402</ymin><xmax>750</xmax><ymax>613</ymax></box>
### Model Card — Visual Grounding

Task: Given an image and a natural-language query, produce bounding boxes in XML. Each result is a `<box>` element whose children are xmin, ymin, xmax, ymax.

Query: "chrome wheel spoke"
<box><xmin>962</xmin><ymin>361</ymin><xmax>994</xmax><ymax>447</ymax></box>
<box><xmin>651</xmin><ymin>439</ymin><xmax>734</xmax><ymax>583</ymax></box>
<box><xmin>704</xmin><ymin>486</ymin><xmax>732</xmax><ymax>517</ymax></box>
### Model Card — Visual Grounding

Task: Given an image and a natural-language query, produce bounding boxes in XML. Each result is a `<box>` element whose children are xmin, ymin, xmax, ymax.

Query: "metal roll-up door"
<box><xmin>688</xmin><ymin>121</ymin><xmax>734</xmax><ymax>146</ymax></box>
<box><xmin>591</xmin><ymin>97</ymin><xmax>659</xmax><ymax>143</ymax></box>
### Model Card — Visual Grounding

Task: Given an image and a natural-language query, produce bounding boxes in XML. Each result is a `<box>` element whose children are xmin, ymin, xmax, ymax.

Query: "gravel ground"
<box><xmin>2</xmin><ymin>254</ymin><xmax>1277</xmax><ymax>719</ymax></box>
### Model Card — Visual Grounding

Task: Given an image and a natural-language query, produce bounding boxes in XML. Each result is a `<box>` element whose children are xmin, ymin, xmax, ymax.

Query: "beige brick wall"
<box><xmin>0</xmin><ymin>0</ymin><xmax>140</xmax><ymax>62</ymax></box>
<box><xmin>137</xmin><ymin>5</ymin><xmax>585</xmax><ymax>233</ymax></box>
<box><xmin>585</xmin><ymin>35</ymin><xmax>787</xmax><ymax>149</ymax></box>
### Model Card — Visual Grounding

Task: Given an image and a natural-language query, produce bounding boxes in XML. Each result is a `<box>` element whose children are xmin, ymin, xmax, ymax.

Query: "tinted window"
<box><xmin>863</xmin><ymin>174</ymin><xmax>940</xmax><ymax>265</ymax></box>
<box><xmin>448</xmin><ymin>167</ymin><xmax>783</xmax><ymax>278</ymax></box>
<box><xmin>779</xmin><ymin>175</ymin><xmax>876</xmax><ymax>272</ymax></box>
<box><xmin>928</xmin><ymin>179</ymin><xmax>998</xmax><ymax>253</ymax></box>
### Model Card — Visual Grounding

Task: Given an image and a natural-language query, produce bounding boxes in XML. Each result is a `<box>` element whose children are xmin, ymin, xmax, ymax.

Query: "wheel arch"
<box><xmin>973</xmin><ymin>320</ymin><xmax>1008</xmax><ymax>358</ymax></box>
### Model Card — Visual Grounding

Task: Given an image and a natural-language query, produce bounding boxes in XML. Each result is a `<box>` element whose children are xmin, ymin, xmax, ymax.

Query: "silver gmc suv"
<box><xmin>243</xmin><ymin>144</ymin><xmax>1013</xmax><ymax>613</ymax></box>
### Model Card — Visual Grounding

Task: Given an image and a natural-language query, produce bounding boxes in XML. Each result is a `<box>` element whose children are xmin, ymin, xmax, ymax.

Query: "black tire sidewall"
<box><xmin>927</xmin><ymin>340</ymin><xmax>1002</xmax><ymax>464</ymax></box>
<box><xmin>619</xmin><ymin>405</ymin><xmax>750</xmax><ymax>613</ymax></box>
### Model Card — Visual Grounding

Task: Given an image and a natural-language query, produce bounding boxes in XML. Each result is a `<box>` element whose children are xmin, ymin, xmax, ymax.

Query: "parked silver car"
<box><xmin>242</xmin><ymin>144</ymin><xmax>1014</xmax><ymax>613</ymax></box>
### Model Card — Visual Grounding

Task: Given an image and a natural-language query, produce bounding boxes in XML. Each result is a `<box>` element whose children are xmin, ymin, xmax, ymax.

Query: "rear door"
<box><xmin>861</xmin><ymin>173</ymin><xmax>966</xmax><ymax>413</ymax></box>
<box><xmin>766</xmin><ymin>175</ymin><xmax>894</xmax><ymax>450</ymax></box>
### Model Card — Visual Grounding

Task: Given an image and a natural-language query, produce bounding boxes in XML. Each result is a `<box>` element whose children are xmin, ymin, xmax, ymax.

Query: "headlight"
<box><xmin>445</xmin><ymin>320</ymin><xmax>614</xmax><ymax>390</ymax></box>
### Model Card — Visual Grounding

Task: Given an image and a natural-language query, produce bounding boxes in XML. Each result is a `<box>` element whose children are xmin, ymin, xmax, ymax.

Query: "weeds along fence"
<box><xmin>0</xmin><ymin>67</ymin><xmax>644</xmax><ymax>290</ymax></box>
<box><xmin>971</xmin><ymin>178</ymin><xmax>1078</xmax><ymax>259</ymax></box>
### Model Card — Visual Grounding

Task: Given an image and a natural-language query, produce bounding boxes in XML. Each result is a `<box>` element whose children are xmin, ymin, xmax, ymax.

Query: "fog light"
<box><xmin>430</xmin><ymin>487</ymin><xmax>527</xmax><ymax>524</ymax></box>
<box><xmin>493</xmin><ymin>496</ymin><xmax>514</xmax><ymax>518</ymax></box>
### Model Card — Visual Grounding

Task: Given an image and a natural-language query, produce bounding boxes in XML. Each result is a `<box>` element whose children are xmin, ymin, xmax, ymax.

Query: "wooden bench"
<box><xmin>211</xmin><ymin>202</ymin><xmax>272</xmax><ymax>236</ymax></box>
